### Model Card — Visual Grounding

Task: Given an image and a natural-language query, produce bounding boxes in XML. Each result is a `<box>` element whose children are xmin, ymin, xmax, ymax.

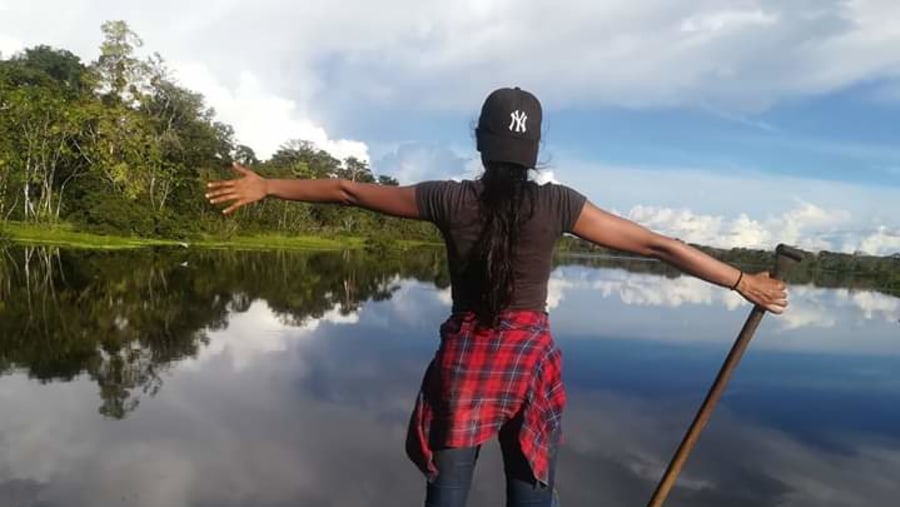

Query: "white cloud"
<box><xmin>435</xmin><ymin>286</ymin><xmax>453</xmax><ymax>307</ymax></box>
<box><xmin>172</xmin><ymin>63</ymin><xmax>368</xmax><ymax>161</ymax></box>
<box><xmin>224</xmin><ymin>0</ymin><xmax>900</xmax><ymax>112</ymax></box>
<box><xmin>550</xmin><ymin>265</ymin><xmax>900</xmax><ymax>354</ymax></box>
<box><xmin>296</xmin><ymin>304</ymin><xmax>360</xmax><ymax>332</ymax></box>
<box><xmin>776</xmin><ymin>285</ymin><xmax>840</xmax><ymax>331</ymax></box>
<box><xmin>282</xmin><ymin>0</ymin><xmax>900</xmax><ymax>113</ymax></box>
<box><xmin>624</xmin><ymin>201</ymin><xmax>859</xmax><ymax>253</ymax></box>
<box><xmin>852</xmin><ymin>226</ymin><xmax>900</xmax><ymax>256</ymax></box>
<box><xmin>0</xmin><ymin>33</ymin><xmax>21</xmax><ymax>58</ymax></box>
<box><xmin>5</xmin><ymin>1</ymin><xmax>900</xmax><ymax>118</ymax></box>
<box><xmin>372</xmin><ymin>143</ymin><xmax>471</xmax><ymax>184</ymax></box>
<box><xmin>552</xmin><ymin>266</ymin><xmax>730</xmax><ymax>310</ymax></box>
<box><xmin>365</xmin><ymin>280</ymin><xmax>454</xmax><ymax>331</ymax></box>
<box><xmin>680</xmin><ymin>8</ymin><xmax>779</xmax><ymax>35</ymax></box>
<box><xmin>621</xmin><ymin>202</ymin><xmax>900</xmax><ymax>255</ymax></box>
<box><xmin>190</xmin><ymin>299</ymin><xmax>359</xmax><ymax>371</ymax></box>
<box><xmin>533</xmin><ymin>169</ymin><xmax>559</xmax><ymax>185</ymax></box>
<box><xmin>844</xmin><ymin>289</ymin><xmax>900</xmax><ymax>322</ymax></box>
<box><xmin>10</xmin><ymin>368</ymin><xmax>899</xmax><ymax>507</ymax></box>
<box><xmin>557</xmin><ymin>159</ymin><xmax>900</xmax><ymax>255</ymax></box>
<box><xmin>190</xmin><ymin>300</ymin><xmax>290</xmax><ymax>371</ymax></box>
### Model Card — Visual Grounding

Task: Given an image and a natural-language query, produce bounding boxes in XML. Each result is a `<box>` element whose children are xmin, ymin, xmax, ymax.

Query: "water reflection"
<box><xmin>1</xmin><ymin>246</ymin><xmax>899</xmax><ymax>506</ymax></box>
<box><xmin>550</xmin><ymin>265</ymin><xmax>900</xmax><ymax>356</ymax></box>
<box><xmin>0</xmin><ymin>246</ymin><xmax>446</xmax><ymax>418</ymax></box>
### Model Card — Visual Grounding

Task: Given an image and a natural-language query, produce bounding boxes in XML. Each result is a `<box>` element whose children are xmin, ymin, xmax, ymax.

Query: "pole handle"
<box><xmin>772</xmin><ymin>244</ymin><xmax>804</xmax><ymax>281</ymax></box>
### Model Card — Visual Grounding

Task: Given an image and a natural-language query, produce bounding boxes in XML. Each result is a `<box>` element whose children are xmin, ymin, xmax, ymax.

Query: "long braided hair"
<box><xmin>469</xmin><ymin>160</ymin><xmax>535</xmax><ymax>326</ymax></box>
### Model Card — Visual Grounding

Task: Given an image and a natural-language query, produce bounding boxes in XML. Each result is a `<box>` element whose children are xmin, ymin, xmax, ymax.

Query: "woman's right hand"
<box><xmin>206</xmin><ymin>163</ymin><xmax>269</xmax><ymax>215</ymax></box>
<box><xmin>736</xmin><ymin>272</ymin><xmax>789</xmax><ymax>314</ymax></box>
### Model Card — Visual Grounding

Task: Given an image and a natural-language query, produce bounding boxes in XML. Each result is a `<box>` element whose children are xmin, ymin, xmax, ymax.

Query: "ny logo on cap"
<box><xmin>509</xmin><ymin>110</ymin><xmax>527</xmax><ymax>133</ymax></box>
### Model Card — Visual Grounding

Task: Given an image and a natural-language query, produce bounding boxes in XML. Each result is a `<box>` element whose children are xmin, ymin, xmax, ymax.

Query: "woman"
<box><xmin>206</xmin><ymin>87</ymin><xmax>788</xmax><ymax>507</ymax></box>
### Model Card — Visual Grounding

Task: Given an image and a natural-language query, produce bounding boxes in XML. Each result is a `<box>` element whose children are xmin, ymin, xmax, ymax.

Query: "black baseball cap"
<box><xmin>476</xmin><ymin>87</ymin><xmax>542</xmax><ymax>169</ymax></box>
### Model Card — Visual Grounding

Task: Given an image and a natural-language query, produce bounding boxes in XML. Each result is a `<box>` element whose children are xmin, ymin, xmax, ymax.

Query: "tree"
<box><xmin>0</xmin><ymin>47</ymin><xmax>94</xmax><ymax>221</ymax></box>
<box><xmin>140</xmin><ymin>65</ymin><xmax>230</xmax><ymax>212</ymax></box>
<box><xmin>270</xmin><ymin>139</ymin><xmax>341</xmax><ymax>178</ymax></box>
<box><xmin>341</xmin><ymin>156</ymin><xmax>374</xmax><ymax>183</ymax></box>
<box><xmin>234</xmin><ymin>145</ymin><xmax>259</xmax><ymax>166</ymax></box>
<box><xmin>94</xmin><ymin>20</ymin><xmax>147</xmax><ymax>105</ymax></box>
<box><xmin>14</xmin><ymin>46</ymin><xmax>86</xmax><ymax>95</ymax></box>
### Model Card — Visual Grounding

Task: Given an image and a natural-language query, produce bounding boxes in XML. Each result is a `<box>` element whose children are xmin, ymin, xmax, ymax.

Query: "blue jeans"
<box><xmin>424</xmin><ymin>420</ymin><xmax>560</xmax><ymax>507</ymax></box>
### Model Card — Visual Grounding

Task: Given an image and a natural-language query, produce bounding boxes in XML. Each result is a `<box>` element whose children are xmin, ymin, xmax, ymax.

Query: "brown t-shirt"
<box><xmin>415</xmin><ymin>179</ymin><xmax>587</xmax><ymax>313</ymax></box>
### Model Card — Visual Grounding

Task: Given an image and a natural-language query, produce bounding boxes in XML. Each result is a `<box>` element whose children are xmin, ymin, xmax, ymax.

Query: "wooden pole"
<box><xmin>646</xmin><ymin>244</ymin><xmax>804</xmax><ymax>507</ymax></box>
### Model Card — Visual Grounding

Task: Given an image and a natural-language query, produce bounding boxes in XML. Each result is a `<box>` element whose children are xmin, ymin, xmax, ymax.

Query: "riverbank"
<box><xmin>0</xmin><ymin>222</ymin><xmax>435</xmax><ymax>251</ymax></box>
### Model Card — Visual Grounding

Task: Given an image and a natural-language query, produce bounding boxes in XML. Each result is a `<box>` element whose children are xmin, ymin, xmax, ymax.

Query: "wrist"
<box><xmin>729</xmin><ymin>270</ymin><xmax>745</xmax><ymax>292</ymax></box>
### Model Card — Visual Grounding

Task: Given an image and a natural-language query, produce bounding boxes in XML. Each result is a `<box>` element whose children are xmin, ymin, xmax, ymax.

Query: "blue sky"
<box><xmin>334</xmin><ymin>86</ymin><xmax>900</xmax><ymax>187</ymax></box>
<box><xmin>1</xmin><ymin>0</ymin><xmax>899</xmax><ymax>254</ymax></box>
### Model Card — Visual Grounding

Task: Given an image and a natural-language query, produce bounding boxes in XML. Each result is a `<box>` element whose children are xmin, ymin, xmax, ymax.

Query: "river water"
<box><xmin>1</xmin><ymin>247</ymin><xmax>898</xmax><ymax>506</ymax></box>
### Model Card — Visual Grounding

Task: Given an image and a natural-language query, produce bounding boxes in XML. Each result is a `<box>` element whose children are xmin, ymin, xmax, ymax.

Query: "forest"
<box><xmin>0</xmin><ymin>21</ymin><xmax>436</xmax><ymax>242</ymax></box>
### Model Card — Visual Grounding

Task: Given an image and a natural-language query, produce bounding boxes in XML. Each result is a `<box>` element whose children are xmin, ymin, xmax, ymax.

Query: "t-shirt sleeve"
<box><xmin>549</xmin><ymin>183</ymin><xmax>587</xmax><ymax>233</ymax></box>
<box><xmin>414</xmin><ymin>180</ymin><xmax>456</xmax><ymax>227</ymax></box>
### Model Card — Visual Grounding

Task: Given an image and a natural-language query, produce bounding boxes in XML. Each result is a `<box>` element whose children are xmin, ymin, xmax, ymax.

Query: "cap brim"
<box><xmin>476</xmin><ymin>129</ymin><xmax>539</xmax><ymax>169</ymax></box>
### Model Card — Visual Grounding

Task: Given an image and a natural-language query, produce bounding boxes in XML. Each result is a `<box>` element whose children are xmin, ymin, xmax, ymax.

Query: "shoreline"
<box><xmin>1</xmin><ymin>222</ymin><xmax>438</xmax><ymax>251</ymax></box>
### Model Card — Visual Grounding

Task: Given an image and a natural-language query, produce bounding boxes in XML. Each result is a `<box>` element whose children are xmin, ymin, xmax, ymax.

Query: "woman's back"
<box><xmin>416</xmin><ymin>179</ymin><xmax>585</xmax><ymax>314</ymax></box>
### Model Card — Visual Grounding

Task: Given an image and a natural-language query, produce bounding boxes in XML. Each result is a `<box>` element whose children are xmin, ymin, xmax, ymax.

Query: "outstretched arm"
<box><xmin>206</xmin><ymin>163</ymin><xmax>421</xmax><ymax>219</ymax></box>
<box><xmin>571</xmin><ymin>201</ymin><xmax>788</xmax><ymax>314</ymax></box>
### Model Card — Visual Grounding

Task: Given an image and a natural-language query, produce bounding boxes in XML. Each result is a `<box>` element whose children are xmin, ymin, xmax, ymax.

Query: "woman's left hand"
<box><xmin>206</xmin><ymin>163</ymin><xmax>268</xmax><ymax>215</ymax></box>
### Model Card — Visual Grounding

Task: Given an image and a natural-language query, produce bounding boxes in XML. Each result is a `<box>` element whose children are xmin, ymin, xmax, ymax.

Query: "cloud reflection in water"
<box><xmin>2</xmin><ymin>265</ymin><xmax>899</xmax><ymax>506</ymax></box>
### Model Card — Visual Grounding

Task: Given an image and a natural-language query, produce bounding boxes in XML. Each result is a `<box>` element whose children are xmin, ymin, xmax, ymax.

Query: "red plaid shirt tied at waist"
<box><xmin>405</xmin><ymin>310</ymin><xmax>566</xmax><ymax>486</ymax></box>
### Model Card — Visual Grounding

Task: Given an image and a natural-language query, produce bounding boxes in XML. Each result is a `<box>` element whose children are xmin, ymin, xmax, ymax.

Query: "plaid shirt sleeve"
<box><xmin>405</xmin><ymin>310</ymin><xmax>566</xmax><ymax>486</ymax></box>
